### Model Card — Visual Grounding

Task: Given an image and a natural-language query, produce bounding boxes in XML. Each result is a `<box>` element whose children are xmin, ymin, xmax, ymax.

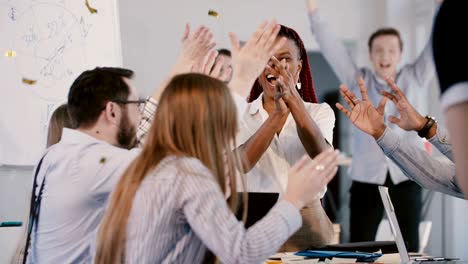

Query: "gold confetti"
<box><xmin>5</xmin><ymin>50</ymin><xmax>17</xmax><ymax>57</ymax></box>
<box><xmin>85</xmin><ymin>0</ymin><xmax>98</xmax><ymax>14</ymax></box>
<box><xmin>208</xmin><ymin>9</ymin><xmax>220</xmax><ymax>19</ymax></box>
<box><xmin>22</xmin><ymin>78</ymin><xmax>37</xmax><ymax>85</ymax></box>
<box><xmin>99</xmin><ymin>157</ymin><xmax>106</xmax><ymax>164</ymax></box>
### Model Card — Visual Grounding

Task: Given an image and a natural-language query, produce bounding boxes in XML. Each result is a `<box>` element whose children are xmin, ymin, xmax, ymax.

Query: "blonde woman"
<box><xmin>46</xmin><ymin>104</ymin><xmax>72</xmax><ymax>147</ymax></box>
<box><xmin>94</xmin><ymin>73</ymin><xmax>339</xmax><ymax>264</ymax></box>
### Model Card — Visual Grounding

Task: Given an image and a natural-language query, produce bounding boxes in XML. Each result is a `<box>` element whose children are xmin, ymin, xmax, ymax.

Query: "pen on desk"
<box><xmin>0</xmin><ymin>221</ymin><xmax>23</xmax><ymax>227</ymax></box>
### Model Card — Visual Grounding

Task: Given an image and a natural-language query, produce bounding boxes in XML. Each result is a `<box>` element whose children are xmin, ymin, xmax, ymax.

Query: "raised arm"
<box><xmin>227</xmin><ymin>20</ymin><xmax>294</xmax><ymax>171</ymax></box>
<box><xmin>237</xmin><ymin>98</ymin><xmax>289</xmax><ymax>172</ymax></box>
<box><xmin>275</xmin><ymin>64</ymin><xmax>336</xmax><ymax>247</ymax></box>
<box><xmin>404</xmin><ymin>2</ymin><xmax>442</xmax><ymax>87</ymax></box>
<box><xmin>137</xmin><ymin>25</ymin><xmax>221</xmax><ymax>145</ymax></box>
<box><xmin>151</xmin><ymin>24</ymin><xmax>217</xmax><ymax>100</ymax></box>
<box><xmin>306</xmin><ymin>0</ymin><xmax>360</xmax><ymax>88</ymax></box>
<box><xmin>405</xmin><ymin>38</ymin><xmax>435</xmax><ymax>88</ymax></box>
<box><xmin>269</xmin><ymin>56</ymin><xmax>330</xmax><ymax>158</ymax></box>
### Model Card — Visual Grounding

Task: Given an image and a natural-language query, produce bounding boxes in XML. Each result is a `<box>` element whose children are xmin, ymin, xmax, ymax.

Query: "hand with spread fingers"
<box><xmin>381</xmin><ymin>78</ymin><xmax>427</xmax><ymax>132</ymax></box>
<box><xmin>228</xmin><ymin>20</ymin><xmax>287</xmax><ymax>89</ymax></box>
<box><xmin>152</xmin><ymin>24</ymin><xmax>217</xmax><ymax>100</ymax></box>
<box><xmin>173</xmin><ymin>24</ymin><xmax>216</xmax><ymax>74</ymax></box>
<box><xmin>336</xmin><ymin>77</ymin><xmax>388</xmax><ymax>139</ymax></box>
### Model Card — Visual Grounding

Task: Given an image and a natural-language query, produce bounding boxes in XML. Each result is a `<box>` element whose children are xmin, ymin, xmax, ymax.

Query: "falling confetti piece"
<box><xmin>85</xmin><ymin>0</ymin><xmax>98</xmax><ymax>14</ymax></box>
<box><xmin>5</xmin><ymin>50</ymin><xmax>17</xmax><ymax>57</ymax></box>
<box><xmin>22</xmin><ymin>78</ymin><xmax>37</xmax><ymax>85</ymax></box>
<box><xmin>100</xmin><ymin>157</ymin><xmax>106</xmax><ymax>164</ymax></box>
<box><xmin>208</xmin><ymin>9</ymin><xmax>220</xmax><ymax>19</ymax></box>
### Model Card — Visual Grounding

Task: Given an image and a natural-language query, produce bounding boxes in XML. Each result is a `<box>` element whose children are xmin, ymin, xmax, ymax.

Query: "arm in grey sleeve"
<box><xmin>428</xmin><ymin>125</ymin><xmax>454</xmax><ymax>161</ymax></box>
<box><xmin>402</xmin><ymin>5</ymin><xmax>441</xmax><ymax>87</ymax></box>
<box><xmin>308</xmin><ymin>10</ymin><xmax>360</xmax><ymax>88</ymax></box>
<box><xmin>376</xmin><ymin>127</ymin><xmax>464</xmax><ymax>199</ymax></box>
<box><xmin>403</xmin><ymin>37</ymin><xmax>435</xmax><ymax>87</ymax></box>
<box><xmin>180</xmin><ymin>168</ymin><xmax>302</xmax><ymax>264</ymax></box>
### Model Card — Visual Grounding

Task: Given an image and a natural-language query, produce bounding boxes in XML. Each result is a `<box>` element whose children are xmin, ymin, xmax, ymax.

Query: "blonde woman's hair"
<box><xmin>47</xmin><ymin>104</ymin><xmax>73</xmax><ymax>147</ymax></box>
<box><xmin>95</xmin><ymin>73</ymin><xmax>246</xmax><ymax>264</ymax></box>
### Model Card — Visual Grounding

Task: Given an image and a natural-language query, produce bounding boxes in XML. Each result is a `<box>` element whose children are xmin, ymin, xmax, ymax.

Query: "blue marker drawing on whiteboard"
<box><xmin>12</xmin><ymin>3</ymin><xmax>86</xmax><ymax>101</ymax></box>
<box><xmin>1</xmin><ymin>0</ymin><xmax>122</xmax><ymax>165</ymax></box>
<box><xmin>22</xmin><ymin>26</ymin><xmax>39</xmax><ymax>47</ymax></box>
<box><xmin>9</xmin><ymin>7</ymin><xmax>16</xmax><ymax>21</ymax></box>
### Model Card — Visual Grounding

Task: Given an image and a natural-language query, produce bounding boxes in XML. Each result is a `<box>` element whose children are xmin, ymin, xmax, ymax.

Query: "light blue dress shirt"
<box><xmin>27</xmin><ymin>129</ymin><xmax>140</xmax><ymax>263</ymax></box>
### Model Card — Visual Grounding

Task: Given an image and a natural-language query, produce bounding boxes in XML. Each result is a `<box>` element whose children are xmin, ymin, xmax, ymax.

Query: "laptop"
<box><xmin>378</xmin><ymin>186</ymin><xmax>460</xmax><ymax>263</ymax></box>
<box><xmin>236</xmin><ymin>192</ymin><xmax>279</xmax><ymax>228</ymax></box>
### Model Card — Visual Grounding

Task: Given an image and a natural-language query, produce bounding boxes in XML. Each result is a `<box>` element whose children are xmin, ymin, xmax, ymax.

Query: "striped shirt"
<box><xmin>122</xmin><ymin>155</ymin><xmax>302</xmax><ymax>264</ymax></box>
<box><xmin>136</xmin><ymin>96</ymin><xmax>158</xmax><ymax>146</ymax></box>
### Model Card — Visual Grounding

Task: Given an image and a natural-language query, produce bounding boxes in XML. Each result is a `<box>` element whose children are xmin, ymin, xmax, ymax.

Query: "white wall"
<box><xmin>118</xmin><ymin>0</ymin><xmax>386</xmax><ymax>96</ymax></box>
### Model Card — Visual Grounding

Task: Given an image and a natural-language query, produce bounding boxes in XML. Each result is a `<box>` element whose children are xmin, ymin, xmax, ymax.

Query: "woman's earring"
<box><xmin>296</xmin><ymin>82</ymin><xmax>302</xmax><ymax>90</ymax></box>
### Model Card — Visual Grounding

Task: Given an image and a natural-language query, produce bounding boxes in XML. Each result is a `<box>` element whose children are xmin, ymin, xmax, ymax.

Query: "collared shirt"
<box><xmin>237</xmin><ymin>93</ymin><xmax>335</xmax><ymax>194</ymax></box>
<box><xmin>27</xmin><ymin>97</ymin><xmax>157</xmax><ymax>264</ymax></box>
<box><xmin>309</xmin><ymin>11</ymin><xmax>435</xmax><ymax>185</ymax></box>
<box><xmin>111</xmin><ymin>155</ymin><xmax>301</xmax><ymax>264</ymax></box>
<box><xmin>376</xmin><ymin>126</ymin><xmax>464</xmax><ymax>199</ymax></box>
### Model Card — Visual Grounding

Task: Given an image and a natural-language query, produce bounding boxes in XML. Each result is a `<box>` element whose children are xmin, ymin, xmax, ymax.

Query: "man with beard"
<box><xmin>25</xmin><ymin>67</ymin><xmax>150</xmax><ymax>263</ymax></box>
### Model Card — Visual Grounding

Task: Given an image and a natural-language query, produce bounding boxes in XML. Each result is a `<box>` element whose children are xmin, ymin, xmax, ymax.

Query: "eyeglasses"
<box><xmin>112</xmin><ymin>99</ymin><xmax>146</xmax><ymax>112</ymax></box>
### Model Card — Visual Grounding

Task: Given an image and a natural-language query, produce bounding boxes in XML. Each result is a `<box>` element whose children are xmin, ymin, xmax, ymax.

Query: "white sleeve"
<box><xmin>310</xmin><ymin>103</ymin><xmax>335</xmax><ymax>145</ymax></box>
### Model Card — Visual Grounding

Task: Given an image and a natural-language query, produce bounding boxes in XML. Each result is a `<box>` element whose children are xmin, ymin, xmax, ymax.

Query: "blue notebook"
<box><xmin>295</xmin><ymin>250</ymin><xmax>382</xmax><ymax>262</ymax></box>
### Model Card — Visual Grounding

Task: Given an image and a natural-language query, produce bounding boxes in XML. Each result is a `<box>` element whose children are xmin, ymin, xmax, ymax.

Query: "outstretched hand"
<box><xmin>381</xmin><ymin>78</ymin><xmax>426</xmax><ymax>132</ymax></box>
<box><xmin>152</xmin><ymin>24</ymin><xmax>217</xmax><ymax>100</ymax></box>
<box><xmin>173</xmin><ymin>24</ymin><xmax>216</xmax><ymax>75</ymax></box>
<box><xmin>228</xmin><ymin>20</ymin><xmax>286</xmax><ymax>92</ymax></box>
<box><xmin>306</xmin><ymin>0</ymin><xmax>319</xmax><ymax>14</ymax></box>
<box><xmin>336</xmin><ymin>77</ymin><xmax>387</xmax><ymax>139</ymax></box>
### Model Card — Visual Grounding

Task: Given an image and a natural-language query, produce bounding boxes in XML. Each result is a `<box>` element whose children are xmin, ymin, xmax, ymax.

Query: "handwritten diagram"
<box><xmin>0</xmin><ymin>0</ymin><xmax>122</xmax><ymax>165</ymax></box>
<box><xmin>10</xmin><ymin>2</ymin><xmax>91</xmax><ymax>102</ymax></box>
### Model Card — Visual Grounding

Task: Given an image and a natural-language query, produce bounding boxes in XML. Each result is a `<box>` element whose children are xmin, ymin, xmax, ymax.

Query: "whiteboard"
<box><xmin>0</xmin><ymin>0</ymin><xmax>122</xmax><ymax>165</ymax></box>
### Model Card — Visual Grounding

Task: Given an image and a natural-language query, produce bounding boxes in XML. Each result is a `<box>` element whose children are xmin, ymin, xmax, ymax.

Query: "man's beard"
<box><xmin>117</xmin><ymin>111</ymin><xmax>137</xmax><ymax>149</ymax></box>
